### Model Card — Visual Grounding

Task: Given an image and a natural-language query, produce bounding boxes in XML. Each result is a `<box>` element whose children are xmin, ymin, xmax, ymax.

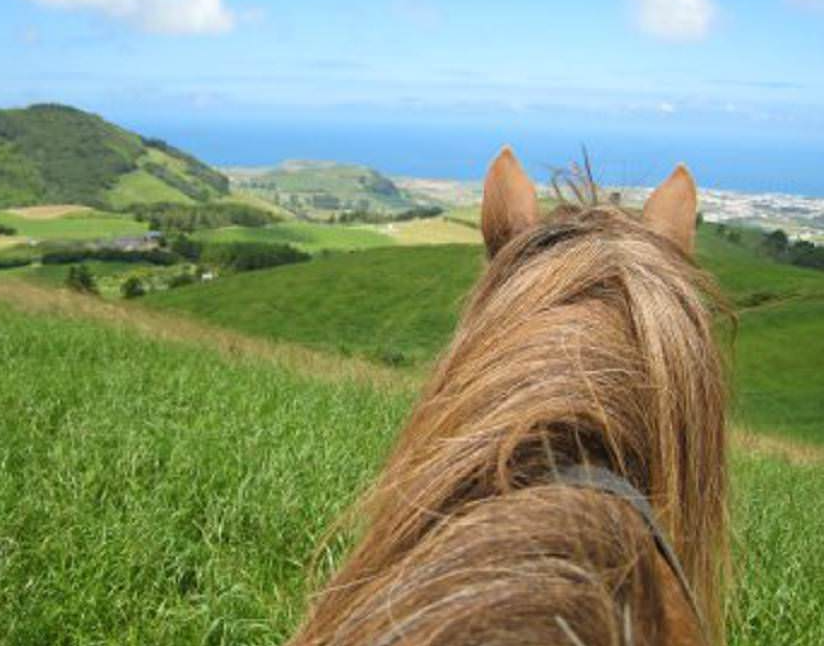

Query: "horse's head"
<box><xmin>290</xmin><ymin>148</ymin><xmax>729</xmax><ymax>646</ymax></box>
<box><xmin>481</xmin><ymin>146</ymin><xmax>698</xmax><ymax>258</ymax></box>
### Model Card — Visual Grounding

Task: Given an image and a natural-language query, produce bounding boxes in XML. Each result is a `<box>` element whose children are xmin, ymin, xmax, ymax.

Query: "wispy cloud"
<box><xmin>30</xmin><ymin>0</ymin><xmax>235</xmax><ymax>35</ymax></box>
<box><xmin>633</xmin><ymin>0</ymin><xmax>716</xmax><ymax>42</ymax></box>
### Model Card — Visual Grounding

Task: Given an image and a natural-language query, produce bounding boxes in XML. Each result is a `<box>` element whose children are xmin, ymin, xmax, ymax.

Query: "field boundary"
<box><xmin>0</xmin><ymin>279</ymin><xmax>418</xmax><ymax>390</ymax></box>
<box><xmin>731</xmin><ymin>429</ymin><xmax>824</xmax><ymax>466</ymax></box>
<box><xmin>7</xmin><ymin>204</ymin><xmax>92</xmax><ymax>219</ymax></box>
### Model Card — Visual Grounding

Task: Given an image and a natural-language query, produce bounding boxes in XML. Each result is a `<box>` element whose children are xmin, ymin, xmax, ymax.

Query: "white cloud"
<box><xmin>634</xmin><ymin>0</ymin><xmax>716</xmax><ymax>42</ymax></box>
<box><xmin>658</xmin><ymin>101</ymin><xmax>676</xmax><ymax>113</ymax></box>
<box><xmin>31</xmin><ymin>0</ymin><xmax>235</xmax><ymax>35</ymax></box>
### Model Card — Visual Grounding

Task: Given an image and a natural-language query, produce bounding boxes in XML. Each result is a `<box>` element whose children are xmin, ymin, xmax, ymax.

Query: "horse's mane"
<box><xmin>290</xmin><ymin>199</ymin><xmax>730</xmax><ymax>645</ymax></box>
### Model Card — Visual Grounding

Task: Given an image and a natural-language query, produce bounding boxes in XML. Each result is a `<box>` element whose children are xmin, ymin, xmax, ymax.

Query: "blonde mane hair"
<box><xmin>289</xmin><ymin>150</ymin><xmax>730</xmax><ymax>646</ymax></box>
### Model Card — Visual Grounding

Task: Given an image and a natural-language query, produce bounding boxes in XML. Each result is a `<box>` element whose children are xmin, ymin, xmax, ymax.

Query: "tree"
<box><xmin>763</xmin><ymin>229</ymin><xmax>789</xmax><ymax>257</ymax></box>
<box><xmin>66</xmin><ymin>264</ymin><xmax>98</xmax><ymax>294</ymax></box>
<box><xmin>120</xmin><ymin>276</ymin><xmax>146</xmax><ymax>299</ymax></box>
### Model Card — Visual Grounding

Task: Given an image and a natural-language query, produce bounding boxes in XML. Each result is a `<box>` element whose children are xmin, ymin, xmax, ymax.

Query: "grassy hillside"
<box><xmin>1</xmin><ymin>301</ymin><xmax>822</xmax><ymax>646</ymax></box>
<box><xmin>148</xmin><ymin>245</ymin><xmax>484</xmax><ymax>365</ymax></box>
<box><xmin>148</xmin><ymin>223</ymin><xmax>824</xmax><ymax>442</ymax></box>
<box><xmin>193</xmin><ymin>221</ymin><xmax>394</xmax><ymax>254</ymax></box>
<box><xmin>231</xmin><ymin>161</ymin><xmax>424</xmax><ymax>219</ymax></box>
<box><xmin>0</xmin><ymin>302</ymin><xmax>409</xmax><ymax>644</ymax></box>
<box><xmin>0</xmin><ymin>104</ymin><xmax>228</xmax><ymax>209</ymax></box>
<box><xmin>0</xmin><ymin>209</ymin><xmax>147</xmax><ymax>242</ymax></box>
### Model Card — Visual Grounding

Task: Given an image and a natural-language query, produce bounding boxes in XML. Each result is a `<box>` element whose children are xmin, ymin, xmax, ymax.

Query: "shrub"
<box><xmin>168</xmin><ymin>272</ymin><xmax>197</xmax><ymax>289</ymax></box>
<box><xmin>144</xmin><ymin>162</ymin><xmax>210</xmax><ymax>202</ymax></box>
<box><xmin>43</xmin><ymin>247</ymin><xmax>178</xmax><ymax>266</ymax></box>
<box><xmin>201</xmin><ymin>242</ymin><xmax>310</xmax><ymax>272</ymax></box>
<box><xmin>763</xmin><ymin>229</ymin><xmax>790</xmax><ymax>257</ymax></box>
<box><xmin>0</xmin><ymin>224</ymin><xmax>17</xmax><ymax>236</ymax></box>
<box><xmin>0</xmin><ymin>257</ymin><xmax>32</xmax><ymax>270</ymax></box>
<box><xmin>120</xmin><ymin>277</ymin><xmax>146</xmax><ymax>299</ymax></box>
<box><xmin>132</xmin><ymin>202</ymin><xmax>279</xmax><ymax>233</ymax></box>
<box><xmin>170</xmin><ymin>235</ymin><xmax>203</xmax><ymax>261</ymax></box>
<box><xmin>66</xmin><ymin>264</ymin><xmax>98</xmax><ymax>294</ymax></box>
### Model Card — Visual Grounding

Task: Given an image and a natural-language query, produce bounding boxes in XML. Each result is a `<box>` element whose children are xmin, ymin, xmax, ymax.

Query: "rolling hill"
<box><xmin>0</xmin><ymin>104</ymin><xmax>229</xmax><ymax>210</ymax></box>
<box><xmin>0</xmin><ymin>266</ymin><xmax>822</xmax><ymax>646</ymax></box>
<box><xmin>146</xmin><ymin>223</ymin><xmax>824</xmax><ymax>442</ymax></box>
<box><xmin>228</xmin><ymin>161</ymin><xmax>430</xmax><ymax>220</ymax></box>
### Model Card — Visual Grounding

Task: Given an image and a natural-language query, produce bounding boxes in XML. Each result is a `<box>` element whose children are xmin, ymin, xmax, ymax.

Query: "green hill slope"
<box><xmin>230</xmin><ymin>161</ymin><xmax>424</xmax><ymax>219</ymax></box>
<box><xmin>0</xmin><ymin>104</ymin><xmax>229</xmax><ymax>209</ymax></box>
<box><xmin>147</xmin><ymin>224</ymin><xmax>824</xmax><ymax>441</ymax></box>
<box><xmin>1</xmin><ymin>297</ymin><xmax>824</xmax><ymax>646</ymax></box>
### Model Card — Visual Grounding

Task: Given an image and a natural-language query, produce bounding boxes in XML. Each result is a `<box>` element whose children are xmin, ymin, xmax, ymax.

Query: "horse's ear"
<box><xmin>643</xmin><ymin>164</ymin><xmax>698</xmax><ymax>255</ymax></box>
<box><xmin>482</xmin><ymin>147</ymin><xmax>539</xmax><ymax>258</ymax></box>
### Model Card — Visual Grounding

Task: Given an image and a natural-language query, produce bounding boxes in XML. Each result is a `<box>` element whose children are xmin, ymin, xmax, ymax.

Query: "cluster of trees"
<box><xmin>143</xmin><ymin>163</ymin><xmax>212</xmax><ymax>202</ymax></box>
<box><xmin>171</xmin><ymin>235</ymin><xmax>309</xmax><ymax>271</ymax></box>
<box><xmin>43</xmin><ymin>247</ymin><xmax>179</xmax><ymax>266</ymax></box>
<box><xmin>140</xmin><ymin>137</ymin><xmax>229</xmax><ymax>196</ymax></box>
<box><xmin>200</xmin><ymin>241</ymin><xmax>310</xmax><ymax>272</ymax></box>
<box><xmin>132</xmin><ymin>202</ymin><xmax>279</xmax><ymax>232</ymax></box>
<box><xmin>65</xmin><ymin>264</ymin><xmax>98</xmax><ymax>294</ymax></box>
<box><xmin>762</xmin><ymin>229</ymin><xmax>824</xmax><ymax>270</ymax></box>
<box><xmin>0</xmin><ymin>256</ymin><xmax>31</xmax><ymax>269</ymax></box>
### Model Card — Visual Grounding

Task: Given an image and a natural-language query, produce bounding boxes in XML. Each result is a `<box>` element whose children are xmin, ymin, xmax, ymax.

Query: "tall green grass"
<box><xmin>1</xmin><ymin>304</ymin><xmax>822</xmax><ymax>645</ymax></box>
<box><xmin>0</xmin><ymin>304</ymin><xmax>410</xmax><ymax>644</ymax></box>
<box><xmin>148</xmin><ymin>245</ymin><xmax>485</xmax><ymax>365</ymax></box>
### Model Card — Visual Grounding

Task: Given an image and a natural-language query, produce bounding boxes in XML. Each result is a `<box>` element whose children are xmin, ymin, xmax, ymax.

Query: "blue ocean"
<box><xmin>128</xmin><ymin>118</ymin><xmax>824</xmax><ymax>198</ymax></box>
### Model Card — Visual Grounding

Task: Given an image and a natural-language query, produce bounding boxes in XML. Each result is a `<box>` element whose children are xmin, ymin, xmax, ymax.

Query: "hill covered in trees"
<box><xmin>0</xmin><ymin>104</ymin><xmax>229</xmax><ymax>209</ymax></box>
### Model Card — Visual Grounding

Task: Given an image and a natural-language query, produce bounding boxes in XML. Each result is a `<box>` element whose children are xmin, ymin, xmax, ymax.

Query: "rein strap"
<box><xmin>554</xmin><ymin>464</ymin><xmax>709</xmax><ymax>643</ymax></box>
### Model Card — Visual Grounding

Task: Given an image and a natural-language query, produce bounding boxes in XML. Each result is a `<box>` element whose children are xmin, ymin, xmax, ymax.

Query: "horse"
<box><xmin>288</xmin><ymin>148</ymin><xmax>730</xmax><ymax>646</ymax></box>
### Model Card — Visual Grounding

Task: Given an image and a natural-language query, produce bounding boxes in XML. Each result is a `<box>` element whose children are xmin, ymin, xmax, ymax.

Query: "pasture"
<box><xmin>0</xmin><ymin>210</ymin><xmax>147</xmax><ymax>242</ymax></box>
<box><xmin>6</xmin><ymin>204</ymin><xmax>92</xmax><ymax>219</ymax></box>
<box><xmin>0</xmin><ymin>294</ymin><xmax>822</xmax><ymax>646</ymax></box>
<box><xmin>192</xmin><ymin>221</ymin><xmax>393</xmax><ymax>254</ymax></box>
<box><xmin>106</xmin><ymin>169</ymin><xmax>196</xmax><ymax>210</ymax></box>
<box><xmin>2</xmin><ymin>212</ymin><xmax>823</xmax><ymax>644</ymax></box>
<box><xmin>147</xmin><ymin>225</ymin><xmax>824</xmax><ymax>441</ymax></box>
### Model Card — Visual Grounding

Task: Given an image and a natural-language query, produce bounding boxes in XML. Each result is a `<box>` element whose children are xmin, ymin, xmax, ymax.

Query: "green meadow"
<box><xmin>2</xmin><ymin>204</ymin><xmax>824</xmax><ymax>645</ymax></box>
<box><xmin>192</xmin><ymin>221</ymin><xmax>394</xmax><ymax>254</ymax></box>
<box><xmin>0</xmin><ymin>298</ymin><xmax>822</xmax><ymax>646</ymax></box>
<box><xmin>0</xmin><ymin>210</ymin><xmax>147</xmax><ymax>242</ymax></box>
<box><xmin>147</xmin><ymin>224</ymin><xmax>824</xmax><ymax>443</ymax></box>
<box><xmin>105</xmin><ymin>169</ymin><xmax>196</xmax><ymax>210</ymax></box>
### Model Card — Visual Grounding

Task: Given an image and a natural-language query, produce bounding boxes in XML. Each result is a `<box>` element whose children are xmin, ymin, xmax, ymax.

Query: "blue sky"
<box><xmin>3</xmin><ymin>0</ymin><xmax>824</xmax><ymax>139</ymax></box>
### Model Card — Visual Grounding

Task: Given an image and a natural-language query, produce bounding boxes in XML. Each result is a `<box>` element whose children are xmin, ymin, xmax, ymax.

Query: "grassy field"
<box><xmin>106</xmin><ymin>169</ymin><xmax>196</xmax><ymax>210</ymax></box>
<box><xmin>0</xmin><ymin>210</ymin><xmax>147</xmax><ymax>242</ymax></box>
<box><xmin>0</xmin><ymin>302</ymin><xmax>410</xmax><ymax>645</ymax></box>
<box><xmin>146</xmin><ymin>224</ymin><xmax>824</xmax><ymax>443</ymax></box>
<box><xmin>192</xmin><ymin>221</ymin><xmax>394</xmax><ymax>254</ymax></box>
<box><xmin>147</xmin><ymin>245</ymin><xmax>484</xmax><ymax>365</ymax></box>
<box><xmin>6</xmin><ymin>205</ymin><xmax>92</xmax><ymax>219</ymax></box>
<box><xmin>0</xmin><ymin>300</ymin><xmax>822</xmax><ymax>646</ymax></box>
<box><xmin>379</xmin><ymin>216</ymin><xmax>482</xmax><ymax>245</ymax></box>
